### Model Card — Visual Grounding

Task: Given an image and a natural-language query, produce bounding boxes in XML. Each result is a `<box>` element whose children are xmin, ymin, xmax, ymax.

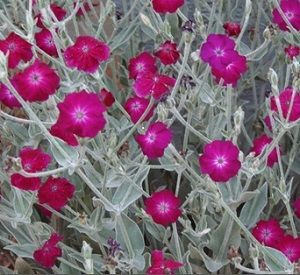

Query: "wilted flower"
<box><xmin>147</xmin><ymin>250</ymin><xmax>183</xmax><ymax>274</ymax></box>
<box><xmin>0</xmin><ymin>82</ymin><xmax>21</xmax><ymax>109</ymax></box>
<box><xmin>154</xmin><ymin>41</ymin><xmax>180</xmax><ymax>65</ymax></box>
<box><xmin>284</xmin><ymin>45</ymin><xmax>300</xmax><ymax>59</ymax></box>
<box><xmin>13</xmin><ymin>60</ymin><xmax>60</xmax><ymax>102</ymax></box>
<box><xmin>33</xmin><ymin>233</ymin><xmax>63</xmax><ymax>268</ymax></box>
<box><xmin>36</xmin><ymin>4</ymin><xmax>67</xmax><ymax>28</ymax></box>
<box><xmin>223</xmin><ymin>22</ymin><xmax>241</xmax><ymax>36</ymax></box>
<box><xmin>38</xmin><ymin>176</ymin><xmax>75</xmax><ymax>210</ymax></box>
<box><xmin>0</xmin><ymin>32</ymin><xmax>33</xmax><ymax>69</ymax></box>
<box><xmin>151</xmin><ymin>0</ymin><xmax>184</xmax><ymax>14</ymax></box>
<box><xmin>135</xmin><ymin>122</ymin><xmax>172</xmax><ymax>159</ymax></box>
<box><xmin>275</xmin><ymin>235</ymin><xmax>300</xmax><ymax>262</ymax></box>
<box><xmin>35</xmin><ymin>28</ymin><xmax>58</xmax><ymax>57</ymax></box>
<box><xmin>107</xmin><ymin>237</ymin><xmax>122</xmax><ymax>257</ymax></box>
<box><xmin>250</xmin><ymin>134</ymin><xmax>280</xmax><ymax>167</ymax></box>
<box><xmin>64</xmin><ymin>36</ymin><xmax>110</xmax><ymax>73</ymax></box>
<box><xmin>128</xmin><ymin>52</ymin><xmax>157</xmax><ymax>79</ymax></box>
<box><xmin>272</xmin><ymin>0</ymin><xmax>300</xmax><ymax>31</ymax></box>
<box><xmin>98</xmin><ymin>88</ymin><xmax>115</xmax><ymax>107</ymax></box>
<box><xmin>199</xmin><ymin>140</ymin><xmax>241</xmax><ymax>182</ymax></box>
<box><xmin>124</xmin><ymin>96</ymin><xmax>155</xmax><ymax>123</ymax></box>
<box><xmin>252</xmin><ymin>219</ymin><xmax>284</xmax><ymax>248</ymax></box>
<box><xmin>145</xmin><ymin>190</ymin><xmax>181</xmax><ymax>227</ymax></box>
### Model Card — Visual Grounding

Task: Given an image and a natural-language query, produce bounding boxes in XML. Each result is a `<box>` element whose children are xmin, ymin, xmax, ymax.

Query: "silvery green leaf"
<box><xmin>197</xmin><ymin>82</ymin><xmax>214</xmax><ymax>104</ymax></box>
<box><xmin>110</xmin><ymin>24</ymin><xmax>139</xmax><ymax>51</ymax></box>
<box><xmin>240</xmin><ymin>182</ymin><xmax>268</xmax><ymax>228</ymax></box>
<box><xmin>237</xmin><ymin>41</ymin><xmax>251</xmax><ymax>55</ymax></box>
<box><xmin>132</xmin><ymin>254</ymin><xmax>145</xmax><ymax>271</ymax></box>
<box><xmin>263</xmin><ymin>246</ymin><xmax>293</xmax><ymax>272</ymax></box>
<box><xmin>4</xmin><ymin>243</ymin><xmax>37</xmax><ymax>258</ymax></box>
<box><xmin>282</xmin><ymin>155</ymin><xmax>300</xmax><ymax>175</ymax></box>
<box><xmin>145</xmin><ymin>220</ymin><xmax>166</xmax><ymax>242</ymax></box>
<box><xmin>4</xmin><ymin>121</ymin><xmax>29</xmax><ymax>144</ymax></box>
<box><xmin>50</xmin><ymin>139</ymin><xmax>79</xmax><ymax>167</ymax></box>
<box><xmin>0</xmin><ymin>266</ymin><xmax>14</xmax><ymax>274</ymax></box>
<box><xmin>28</xmin><ymin>123</ymin><xmax>42</xmax><ymax>138</ymax></box>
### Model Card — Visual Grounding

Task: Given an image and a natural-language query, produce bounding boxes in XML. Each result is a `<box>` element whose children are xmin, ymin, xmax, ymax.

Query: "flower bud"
<box><xmin>267</xmin><ymin>68</ymin><xmax>279</xmax><ymax>96</ymax></box>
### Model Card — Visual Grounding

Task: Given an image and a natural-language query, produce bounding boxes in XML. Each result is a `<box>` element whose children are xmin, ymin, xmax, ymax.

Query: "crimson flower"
<box><xmin>10</xmin><ymin>174</ymin><xmax>41</xmax><ymax>191</ymax></box>
<box><xmin>36</xmin><ymin>4</ymin><xmax>67</xmax><ymax>28</ymax></box>
<box><xmin>145</xmin><ymin>190</ymin><xmax>181</xmax><ymax>227</ymax></box>
<box><xmin>270</xmin><ymin>87</ymin><xmax>300</xmax><ymax>122</ymax></box>
<box><xmin>151</xmin><ymin>0</ymin><xmax>184</xmax><ymax>13</ymax></box>
<box><xmin>154</xmin><ymin>41</ymin><xmax>180</xmax><ymax>65</ymax></box>
<box><xmin>35</xmin><ymin>28</ymin><xmax>58</xmax><ymax>57</ymax></box>
<box><xmin>133</xmin><ymin>73</ymin><xmax>176</xmax><ymax>100</ymax></box>
<box><xmin>124</xmin><ymin>96</ymin><xmax>155</xmax><ymax>123</ymax></box>
<box><xmin>250</xmin><ymin>134</ymin><xmax>280</xmax><ymax>167</ymax></box>
<box><xmin>223</xmin><ymin>22</ymin><xmax>241</xmax><ymax>36</ymax></box>
<box><xmin>38</xmin><ymin>176</ymin><xmax>75</xmax><ymax>211</ymax></box>
<box><xmin>294</xmin><ymin>198</ymin><xmax>300</xmax><ymax>219</ymax></box>
<box><xmin>50</xmin><ymin>91</ymin><xmax>106</xmax><ymax>146</ymax></box>
<box><xmin>98</xmin><ymin>88</ymin><xmax>115</xmax><ymax>107</ymax></box>
<box><xmin>147</xmin><ymin>250</ymin><xmax>183</xmax><ymax>274</ymax></box>
<box><xmin>33</xmin><ymin>233</ymin><xmax>63</xmax><ymax>268</ymax></box>
<box><xmin>64</xmin><ymin>36</ymin><xmax>110</xmax><ymax>73</ymax></box>
<box><xmin>0</xmin><ymin>32</ymin><xmax>33</xmax><ymax>69</ymax></box>
<box><xmin>0</xmin><ymin>82</ymin><xmax>21</xmax><ymax>109</ymax></box>
<box><xmin>284</xmin><ymin>45</ymin><xmax>300</xmax><ymax>59</ymax></box>
<box><xmin>128</xmin><ymin>52</ymin><xmax>157</xmax><ymax>79</ymax></box>
<box><xmin>135</xmin><ymin>122</ymin><xmax>172</xmax><ymax>159</ymax></box>
<box><xmin>199</xmin><ymin>140</ymin><xmax>241</xmax><ymax>183</ymax></box>
<box><xmin>272</xmin><ymin>0</ymin><xmax>300</xmax><ymax>31</ymax></box>
<box><xmin>13</xmin><ymin>60</ymin><xmax>60</xmax><ymax>102</ymax></box>
<box><xmin>275</xmin><ymin>235</ymin><xmax>300</xmax><ymax>262</ymax></box>
<box><xmin>252</xmin><ymin>219</ymin><xmax>284</xmax><ymax>248</ymax></box>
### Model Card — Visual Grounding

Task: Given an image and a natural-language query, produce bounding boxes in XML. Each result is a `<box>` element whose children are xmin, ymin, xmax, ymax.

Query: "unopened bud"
<box><xmin>267</xmin><ymin>68</ymin><xmax>279</xmax><ymax>96</ymax></box>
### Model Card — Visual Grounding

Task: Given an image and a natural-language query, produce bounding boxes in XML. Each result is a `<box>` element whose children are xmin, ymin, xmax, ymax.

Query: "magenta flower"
<box><xmin>0</xmin><ymin>32</ymin><xmax>33</xmax><ymax>69</ymax></box>
<box><xmin>284</xmin><ymin>45</ymin><xmax>300</xmax><ymax>59</ymax></box>
<box><xmin>13</xmin><ymin>60</ymin><xmax>60</xmax><ymax>102</ymax></box>
<box><xmin>199</xmin><ymin>140</ymin><xmax>241</xmax><ymax>183</ymax></box>
<box><xmin>36</xmin><ymin>4</ymin><xmax>67</xmax><ymax>28</ymax></box>
<box><xmin>64</xmin><ymin>36</ymin><xmax>110</xmax><ymax>73</ymax></box>
<box><xmin>124</xmin><ymin>96</ymin><xmax>155</xmax><ymax>123</ymax></box>
<box><xmin>272</xmin><ymin>0</ymin><xmax>300</xmax><ymax>31</ymax></box>
<box><xmin>147</xmin><ymin>250</ymin><xmax>183</xmax><ymax>274</ymax></box>
<box><xmin>151</xmin><ymin>0</ymin><xmax>184</xmax><ymax>13</ymax></box>
<box><xmin>275</xmin><ymin>235</ymin><xmax>300</xmax><ymax>262</ymax></box>
<box><xmin>38</xmin><ymin>176</ymin><xmax>75</xmax><ymax>211</ymax></box>
<box><xmin>50</xmin><ymin>91</ymin><xmax>106</xmax><ymax>146</ymax></box>
<box><xmin>128</xmin><ymin>52</ymin><xmax>157</xmax><ymax>79</ymax></box>
<box><xmin>294</xmin><ymin>198</ymin><xmax>300</xmax><ymax>219</ymax></box>
<box><xmin>133</xmin><ymin>73</ymin><xmax>176</xmax><ymax>100</ymax></box>
<box><xmin>33</xmin><ymin>233</ymin><xmax>63</xmax><ymax>268</ymax></box>
<box><xmin>250</xmin><ymin>134</ymin><xmax>280</xmax><ymax>167</ymax></box>
<box><xmin>10</xmin><ymin>147</ymin><xmax>51</xmax><ymax>191</ymax></box>
<box><xmin>252</xmin><ymin>219</ymin><xmax>284</xmax><ymax>248</ymax></box>
<box><xmin>35</xmin><ymin>28</ymin><xmax>58</xmax><ymax>57</ymax></box>
<box><xmin>135</xmin><ymin>122</ymin><xmax>172</xmax><ymax>159</ymax></box>
<box><xmin>75</xmin><ymin>1</ymin><xmax>93</xmax><ymax>17</ymax></box>
<box><xmin>270</xmin><ymin>87</ymin><xmax>300</xmax><ymax>122</ymax></box>
<box><xmin>145</xmin><ymin>190</ymin><xmax>181</xmax><ymax>227</ymax></box>
<box><xmin>98</xmin><ymin>88</ymin><xmax>115</xmax><ymax>107</ymax></box>
<box><xmin>154</xmin><ymin>40</ymin><xmax>180</xmax><ymax>65</ymax></box>
<box><xmin>0</xmin><ymin>82</ymin><xmax>21</xmax><ymax>109</ymax></box>
<box><xmin>223</xmin><ymin>22</ymin><xmax>241</xmax><ymax>36</ymax></box>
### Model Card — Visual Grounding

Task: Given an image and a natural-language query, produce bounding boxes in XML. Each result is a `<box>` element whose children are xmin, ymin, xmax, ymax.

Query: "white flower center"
<box><xmin>214</xmin><ymin>48</ymin><xmax>224</xmax><ymax>57</ymax></box>
<box><xmin>214</xmin><ymin>156</ymin><xmax>227</xmax><ymax>168</ymax></box>
<box><xmin>157</xmin><ymin>201</ymin><xmax>169</xmax><ymax>213</ymax></box>
<box><xmin>7</xmin><ymin>42</ymin><xmax>16</xmax><ymax>51</ymax></box>
<box><xmin>136</xmin><ymin>63</ymin><xmax>144</xmax><ymax>72</ymax></box>
<box><xmin>51</xmin><ymin>185</ymin><xmax>58</xmax><ymax>192</ymax></box>
<box><xmin>285</xmin><ymin>11</ymin><xmax>294</xmax><ymax>20</ymax></box>
<box><xmin>82</xmin><ymin>45</ymin><xmax>89</xmax><ymax>53</ymax></box>
<box><xmin>131</xmin><ymin>102</ymin><xmax>141</xmax><ymax>111</ymax></box>
<box><xmin>30</xmin><ymin>72</ymin><xmax>42</xmax><ymax>84</ymax></box>
<box><xmin>146</xmin><ymin>132</ymin><xmax>156</xmax><ymax>143</ymax></box>
<box><xmin>73</xmin><ymin>107</ymin><xmax>87</xmax><ymax>122</ymax></box>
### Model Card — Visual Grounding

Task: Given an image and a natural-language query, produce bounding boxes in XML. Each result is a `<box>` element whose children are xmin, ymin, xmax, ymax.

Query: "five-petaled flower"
<box><xmin>128</xmin><ymin>52</ymin><xmax>157</xmax><ymax>79</ymax></box>
<box><xmin>154</xmin><ymin>40</ymin><xmax>180</xmax><ymax>65</ymax></box>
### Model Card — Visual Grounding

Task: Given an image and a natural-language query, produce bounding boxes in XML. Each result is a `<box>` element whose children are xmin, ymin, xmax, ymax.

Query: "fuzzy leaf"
<box><xmin>263</xmin><ymin>246</ymin><xmax>293</xmax><ymax>272</ymax></box>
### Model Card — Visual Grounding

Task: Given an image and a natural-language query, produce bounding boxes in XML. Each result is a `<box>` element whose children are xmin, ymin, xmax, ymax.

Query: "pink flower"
<box><xmin>223</xmin><ymin>22</ymin><xmax>241</xmax><ymax>36</ymax></box>
<box><xmin>38</xmin><ymin>176</ymin><xmax>75</xmax><ymax>211</ymax></box>
<box><xmin>294</xmin><ymin>197</ymin><xmax>300</xmax><ymax>219</ymax></box>
<box><xmin>33</xmin><ymin>233</ymin><xmax>63</xmax><ymax>268</ymax></box>
<box><xmin>13</xmin><ymin>60</ymin><xmax>60</xmax><ymax>102</ymax></box>
<box><xmin>199</xmin><ymin>140</ymin><xmax>241</xmax><ymax>183</ymax></box>
<box><xmin>145</xmin><ymin>190</ymin><xmax>181</xmax><ymax>227</ymax></box>
<box><xmin>35</xmin><ymin>28</ymin><xmax>58</xmax><ymax>57</ymax></box>
<box><xmin>147</xmin><ymin>250</ymin><xmax>183</xmax><ymax>274</ymax></box>
<box><xmin>98</xmin><ymin>88</ymin><xmax>115</xmax><ymax>107</ymax></box>
<box><xmin>50</xmin><ymin>91</ymin><xmax>106</xmax><ymax>145</ymax></box>
<box><xmin>133</xmin><ymin>73</ymin><xmax>176</xmax><ymax>100</ymax></box>
<box><xmin>124</xmin><ymin>96</ymin><xmax>155</xmax><ymax>123</ymax></box>
<box><xmin>10</xmin><ymin>174</ymin><xmax>41</xmax><ymax>191</ymax></box>
<box><xmin>0</xmin><ymin>82</ymin><xmax>21</xmax><ymax>109</ymax></box>
<box><xmin>200</xmin><ymin>34</ymin><xmax>236</xmax><ymax>68</ymax></box>
<box><xmin>250</xmin><ymin>134</ymin><xmax>280</xmax><ymax>167</ymax></box>
<box><xmin>36</xmin><ymin>4</ymin><xmax>67</xmax><ymax>28</ymax></box>
<box><xmin>128</xmin><ymin>52</ymin><xmax>157</xmax><ymax>79</ymax></box>
<box><xmin>270</xmin><ymin>87</ymin><xmax>300</xmax><ymax>122</ymax></box>
<box><xmin>275</xmin><ymin>235</ymin><xmax>300</xmax><ymax>262</ymax></box>
<box><xmin>135</xmin><ymin>122</ymin><xmax>172</xmax><ymax>159</ymax></box>
<box><xmin>284</xmin><ymin>45</ymin><xmax>300</xmax><ymax>59</ymax></box>
<box><xmin>64</xmin><ymin>36</ymin><xmax>110</xmax><ymax>73</ymax></box>
<box><xmin>151</xmin><ymin>0</ymin><xmax>184</xmax><ymax>13</ymax></box>
<box><xmin>252</xmin><ymin>219</ymin><xmax>284</xmax><ymax>248</ymax></box>
<box><xmin>0</xmin><ymin>32</ymin><xmax>33</xmax><ymax>69</ymax></box>
<box><xmin>154</xmin><ymin>41</ymin><xmax>180</xmax><ymax>65</ymax></box>
<box><xmin>272</xmin><ymin>0</ymin><xmax>300</xmax><ymax>31</ymax></box>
